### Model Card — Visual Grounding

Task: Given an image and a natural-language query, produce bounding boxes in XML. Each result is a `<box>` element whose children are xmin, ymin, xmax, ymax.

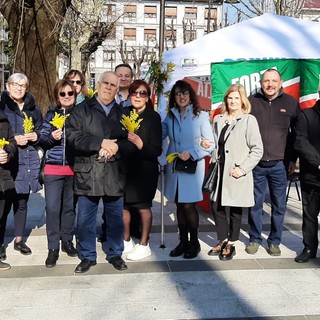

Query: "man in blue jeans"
<box><xmin>246</xmin><ymin>69</ymin><xmax>300</xmax><ymax>256</ymax></box>
<box><xmin>66</xmin><ymin>71</ymin><xmax>136</xmax><ymax>273</ymax></box>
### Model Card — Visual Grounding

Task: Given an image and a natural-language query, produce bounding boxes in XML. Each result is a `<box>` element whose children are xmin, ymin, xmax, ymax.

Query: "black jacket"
<box><xmin>65</xmin><ymin>95</ymin><xmax>136</xmax><ymax>197</ymax></box>
<box><xmin>294</xmin><ymin>100</ymin><xmax>320</xmax><ymax>186</ymax></box>
<box><xmin>249</xmin><ymin>88</ymin><xmax>300</xmax><ymax>163</ymax></box>
<box><xmin>0</xmin><ymin>109</ymin><xmax>17</xmax><ymax>194</ymax></box>
<box><xmin>124</xmin><ymin>105</ymin><xmax>162</xmax><ymax>204</ymax></box>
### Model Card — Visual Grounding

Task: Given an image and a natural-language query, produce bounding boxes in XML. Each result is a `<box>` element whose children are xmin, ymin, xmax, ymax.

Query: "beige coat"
<box><xmin>211</xmin><ymin>112</ymin><xmax>263</xmax><ymax>207</ymax></box>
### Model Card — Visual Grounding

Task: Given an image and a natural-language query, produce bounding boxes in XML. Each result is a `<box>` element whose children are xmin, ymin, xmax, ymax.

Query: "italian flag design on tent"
<box><xmin>211</xmin><ymin>58</ymin><xmax>320</xmax><ymax>112</ymax></box>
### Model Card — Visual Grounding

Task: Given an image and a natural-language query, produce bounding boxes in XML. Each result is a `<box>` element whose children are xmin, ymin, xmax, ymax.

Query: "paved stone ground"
<box><xmin>0</xmin><ymin>179</ymin><xmax>319</xmax><ymax>320</ymax></box>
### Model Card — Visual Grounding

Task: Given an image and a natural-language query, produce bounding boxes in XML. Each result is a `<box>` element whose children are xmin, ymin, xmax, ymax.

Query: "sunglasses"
<box><xmin>130</xmin><ymin>90</ymin><xmax>148</xmax><ymax>98</ymax></box>
<box><xmin>70</xmin><ymin>80</ymin><xmax>83</xmax><ymax>85</ymax></box>
<box><xmin>59</xmin><ymin>91</ymin><xmax>74</xmax><ymax>97</ymax></box>
<box><xmin>175</xmin><ymin>90</ymin><xmax>190</xmax><ymax>97</ymax></box>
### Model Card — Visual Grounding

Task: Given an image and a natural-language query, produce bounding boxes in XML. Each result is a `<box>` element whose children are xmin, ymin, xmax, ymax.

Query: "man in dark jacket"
<box><xmin>66</xmin><ymin>71</ymin><xmax>136</xmax><ymax>273</ymax></box>
<box><xmin>246</xmin><ymin>68</ymin><xmax>300</xmax><ymax>256</ymax></box>
<box><xmin>293</xmin><ymin>97</ymin><xmax>320</xmax><ymax>263</ymax></box>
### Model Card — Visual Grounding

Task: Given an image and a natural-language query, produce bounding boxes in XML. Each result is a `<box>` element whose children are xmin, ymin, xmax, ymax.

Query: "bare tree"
<box><xmin>226</xmin><ymin>0</ymin><xmax>306</xmax><ymax>21</ymax></box>
<box><xmin>0</xmin><ymin>0</ymin><xmax>70</xmax><ymax>111</ymax></box>
<box><xmin>0</xmin><ymin>0</ymin><xmax>122</xmax><ymax>111</ymax></box>
<box><xmin>119</xmin><ymin>40</ymin><xmax>148</xmax><ymax>79</ymax></box>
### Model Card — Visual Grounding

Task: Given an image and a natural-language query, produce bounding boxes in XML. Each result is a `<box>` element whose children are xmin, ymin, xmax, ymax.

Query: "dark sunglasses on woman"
<box><xmin>59</xmin><ymin>91</ymin><xmax>74</xmax><ymax>97</ymax></box>
<box><xmin>130</xmin><ymin>90</ymin><xmax>148</xmax><ymax>98</ymax></box>
<box><xmin>70</xmin><ymin>80</ymin><xmax>83</xmax><ymax>85</ymax></box>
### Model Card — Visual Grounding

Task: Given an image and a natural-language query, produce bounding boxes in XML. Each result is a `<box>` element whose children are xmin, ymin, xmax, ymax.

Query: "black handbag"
<box><xmin>175</xmin><ymin>157</ymin><xmax>197</xmax><ymax>174</ymax></box>
<box><xmin>202</xmin><ymin>161</ymin><xmax>218</xmax><ymax>194</ymax></box>
<box><xmin>172</xmin><ymin>116</ymin><xmax>197</xmax><ymax>174</ymax></box>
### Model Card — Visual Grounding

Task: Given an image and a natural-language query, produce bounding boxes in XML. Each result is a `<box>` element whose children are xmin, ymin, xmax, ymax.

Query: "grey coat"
<box><xmin>212</xmin><ymin>112</ymin><xmax>263</xmax><ymax>207</ymax></box>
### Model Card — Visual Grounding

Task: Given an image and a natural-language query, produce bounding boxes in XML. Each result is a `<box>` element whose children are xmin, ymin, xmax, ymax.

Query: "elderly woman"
<box><xmin>123</xmin><ymin>80</ymin><xmax>162</xmax><ymax>260</ymax></box>
<box><xmin>39</xmin><ymin>79</ymin><xmax>77</xmax><ymax>268</ymax></box>
<box><xmin>206</xmin><ymin>84</ymin><xmax>263</xmax><ymax>261</ymax></box>
<box><xmin>0</xmin><ymin>73</ymin><xmax>42</xmax><ymax>256</ymax></box>
<box><xmin>162</xmin><ymin>80</ymin><xmax>214</xmax><ymax>259</ymax></box>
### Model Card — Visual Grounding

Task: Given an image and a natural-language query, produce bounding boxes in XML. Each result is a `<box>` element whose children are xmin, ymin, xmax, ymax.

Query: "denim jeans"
<box><xmin>248</xmin><ymin>161</ymin><xmax>287</xmax><ymax>246</ymax></box>
<box><xmin>77</xmin><ymin>195</ymin><xmax>124</xmax><ymax>261</ymax></box>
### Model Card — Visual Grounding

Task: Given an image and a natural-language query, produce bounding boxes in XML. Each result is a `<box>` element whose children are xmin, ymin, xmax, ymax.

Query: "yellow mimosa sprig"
<box><xmin>166</xmin><ymin>152</ymin><xmax>180</xmax><ymax>164</ymax></box>
<box><xmin>120</xmin><ymin>109</ymin><xmax>143</xmax><ymax>133</ymax></box>
<box><xmin>23</xmin><ymin>112</ymin><xmax>34</xmax><ymax>133</ymax></box>
<box><xmin>49</xmin><ymin>112</ymin><xmax>70</xmax><ymax>129</ymax></box>
<box><xmin>0</xmin><ymin>138</ymin><xmax>9</xmax><ymax>149</ymax></box>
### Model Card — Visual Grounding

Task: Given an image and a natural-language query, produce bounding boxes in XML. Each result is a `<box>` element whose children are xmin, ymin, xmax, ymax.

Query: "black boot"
<box><xmin>184</xmin><ymin>227</ymin><xmax>200</xmax><ymax>259</ymax></box>
<box><xmin>45</xmin><ymin>249</ymin><xmax>59</xmax><ymax>268</ymax></box>
<box><xmin>61</xmin><ymin>241</ymin><xmax>78</xmax><ymax>257</ymax></box>
<box><xmin>184</xmin><ymin>240</ymin><xmax>201</xmax><ymax>259</ymax></box>
<box><xmin>170</xmin><ymin>225</ymin><xmax>188</xmax><ymax>257</ymax></box>
<box><xmin>0</xmin><ymin>244</ymin><xmax>6</xmax><ymax>261</ymax></box>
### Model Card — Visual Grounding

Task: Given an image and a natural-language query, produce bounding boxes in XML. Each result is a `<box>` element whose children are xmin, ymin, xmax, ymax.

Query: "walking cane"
<box><xmin>160</xmin><ymin>165</ymin><xmax>166</xmax><ymax>248</ymax></box>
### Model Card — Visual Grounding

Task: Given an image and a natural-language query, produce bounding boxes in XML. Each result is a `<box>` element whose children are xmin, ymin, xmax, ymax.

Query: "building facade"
<box><xmin>89</xmin><ymin>0</ymin><xmax>224</xmax><ymax>87</ymax></box>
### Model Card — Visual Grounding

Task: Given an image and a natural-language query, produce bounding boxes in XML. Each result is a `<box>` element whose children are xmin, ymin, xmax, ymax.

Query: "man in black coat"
<box><xmin>66</xmin><ymin>71</ymin><xmax>136</xmax><ymax>273</ymax></box>
<box><xmin>294</xmin><ymin>96</ymin><xmax>320</xmax><ymax>263</ymax></box>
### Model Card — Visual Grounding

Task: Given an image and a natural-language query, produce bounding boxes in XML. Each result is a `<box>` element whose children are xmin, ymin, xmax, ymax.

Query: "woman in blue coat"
<box><xmin>162</xmin><ymin>80</ymin><xmax>214</xmax><ymax>259</ymax></box>
<box><xmin>0</xmin><ymin>73</ymin><xmax>42</xmax><ymax>256</ymax></box>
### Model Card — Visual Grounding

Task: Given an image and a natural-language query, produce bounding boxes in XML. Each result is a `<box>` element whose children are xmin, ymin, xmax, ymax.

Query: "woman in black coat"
<box><xmin>0</xmin><ymin>109</ymin><xmax>17</xmax><ymax>270</ymax></box>
<box><xmin>123</xmin><ymin>80</ymin><xmax>162</xmax><ymax>261</ymax></box>
<box><xmin>0</xmin><ymin>73</ymin><xmax>42</xmax><ymax>256</ymax></box>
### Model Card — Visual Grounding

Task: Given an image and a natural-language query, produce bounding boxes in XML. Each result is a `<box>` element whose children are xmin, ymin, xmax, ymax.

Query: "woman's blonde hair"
<box><xmin>220</xmin><ymin>84</ymin><xmax>251</xmax><ymax>114</ymax></box>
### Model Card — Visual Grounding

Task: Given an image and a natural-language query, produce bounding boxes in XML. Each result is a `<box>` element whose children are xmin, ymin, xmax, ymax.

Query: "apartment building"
<box><xmin>89</xmin><ymin>0</ymin><xmax>224</xmax><ymax>86</ymax></box>
<box><xmin>0</xmin><ymin>14</ymin><xmax>8</xmax><ymax>91</ymax></box>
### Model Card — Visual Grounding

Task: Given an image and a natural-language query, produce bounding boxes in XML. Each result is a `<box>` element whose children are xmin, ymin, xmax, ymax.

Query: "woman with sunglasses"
<box><xmin>162</xmin><ymin>80</ymin><xmax>214</xmax><ymax>259</ymax></box>
<box><xmin>123</xmin><ymin>80</ymin><xmax>162</xmax><ymax>260</ymax></box>
<box><xmin>63</xmin><ymin>69</ymin><xmax>87</xmax><ymax>105</ymax></box>
<box><xmin>0</xmin><ymin>73</ymin><xmax>43</xmax><ymax>257</ymax></box>
<box><xmin>39</xmin><ymin>79</ymin><xmax>77</xmax><ymax>268</ymax></box>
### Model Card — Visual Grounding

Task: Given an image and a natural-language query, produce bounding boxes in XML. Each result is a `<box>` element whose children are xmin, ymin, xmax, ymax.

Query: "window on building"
<box><xmin>105</xmin><ymin>4</ymin><xmax>116</xmax><ymax>16</ymax></box>
<box><xmin>124</xmin><ymin>28</ymin><xmax>136</xmax><ymax>41</ymax></box>
<box><xmin>205</xmin><ymin>8</ymin><xmax>217</xmax><ymax>20</ymax></box>
<box><xmin>124</xmin><ymin>5</ymin><xmax>136</xmax><ymax>18</ymax></box>
<box><xmin>103</xmin><ymin>50</ymin><xmax>116</xmax><ymax>62</ymax></box>
<box><xmin>144</xmin><ymin>29</ymin><xmax>156</xmax><ymax>42</ymax></box>
<box><xmin>144</xmin><ymin>6</ymin><xmax>157</xmax><ymax>18</ymax></box>
<box><xmin>185</xmin><ymin>7</ymin><xmax>197</xmax><ymax>19</ymax></box>
<box><xmin>165</xmin><ymin>7</ymin><xmax>177</xmax><ymax>19</ymax></box>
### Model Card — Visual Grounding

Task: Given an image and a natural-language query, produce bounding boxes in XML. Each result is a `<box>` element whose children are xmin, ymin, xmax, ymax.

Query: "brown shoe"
<box><xmin>207</xmin><ymin>241</ymin><xmax>227</xmax><ymax>256</ymax></box>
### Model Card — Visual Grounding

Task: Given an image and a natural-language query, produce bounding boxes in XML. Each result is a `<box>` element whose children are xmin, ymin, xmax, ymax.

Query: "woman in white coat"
<box><xmin>162</xmin><ymin>80</ymin><xmax>214</xmax><ymax>259</ymax></box>
<box><xmin>206</xmin><ymin>84</ymin><xmax>263</xmax><ymax>261</ymax></box>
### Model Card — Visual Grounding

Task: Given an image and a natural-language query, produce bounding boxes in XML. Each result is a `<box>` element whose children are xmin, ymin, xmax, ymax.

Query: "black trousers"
<box><xmin>211</xmin><ymin>163</ymin><xmax>242</xmax><ymax>242</ymax></box>
<box><xmin>301</xmin><ymin>182</ymin><xmax>320</xmax><ymax>253</ymax></box>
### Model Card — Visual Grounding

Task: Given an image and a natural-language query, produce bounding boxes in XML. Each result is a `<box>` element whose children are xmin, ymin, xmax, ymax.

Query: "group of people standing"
<box><xmin>0</xmin><ymin>66</ymin><xmax>318</xmax><ymax>272</ymax></box>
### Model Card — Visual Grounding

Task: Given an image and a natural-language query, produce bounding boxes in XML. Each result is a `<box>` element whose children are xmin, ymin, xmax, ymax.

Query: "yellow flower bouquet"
<box><xmin>120</xmin><ymin>110</ymin><xmax>143</xmax><ymax>133</ymax></box>
<box><xmin>0</xmin><ymin>138</ymin><xmax>9</xmax><ymax>149</ymax></box>
<box><xmin>23</xmin><ymin>112</ymin><xmax>34</xmax><ymax>133</ymax></box>
<box><xmin>50</xmin><ymin>112</ymin><xmax>70</xmax><ymax>129</ymax></box>
<box><xmin>166</xmin><ymin>152</ymin><xmax>179</xmax><ymax>164</ymax></box>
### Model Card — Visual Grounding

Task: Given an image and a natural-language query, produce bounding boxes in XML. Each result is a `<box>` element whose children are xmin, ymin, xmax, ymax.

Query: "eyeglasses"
<box><xmin>59</xmin><ymin>91</ymin><xmax>74</xmax><ymax>97</ymax></box>
<box><xmin>130</xmin><ymin>90</ymin><xmax>148</xmax><ymax>98</ymax></box>
<box><xmin>175</xmin><ymin>90</ymin><xmax>190</xmax><ymax>97</ymax></box>
<box><xmin>70</xmin><ymin>80</ymin><xmax>83</xmax><ymax>85</ymax></box>
<box><xmin>10</xmin><ymin>82</ymin><xmax>27</xmax><ymax>89</ymax></box>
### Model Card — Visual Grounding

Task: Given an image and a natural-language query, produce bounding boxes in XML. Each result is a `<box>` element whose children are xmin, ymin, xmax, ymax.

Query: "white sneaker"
<box><xmin>123</xmin><ymin>238</ymin><xmax>135</xmax><ymax>253</ymax></box>
<box><xmin>126</xmin><ymin>243</ymin><xmax>151</xmax><ymax>261</ymax></box>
